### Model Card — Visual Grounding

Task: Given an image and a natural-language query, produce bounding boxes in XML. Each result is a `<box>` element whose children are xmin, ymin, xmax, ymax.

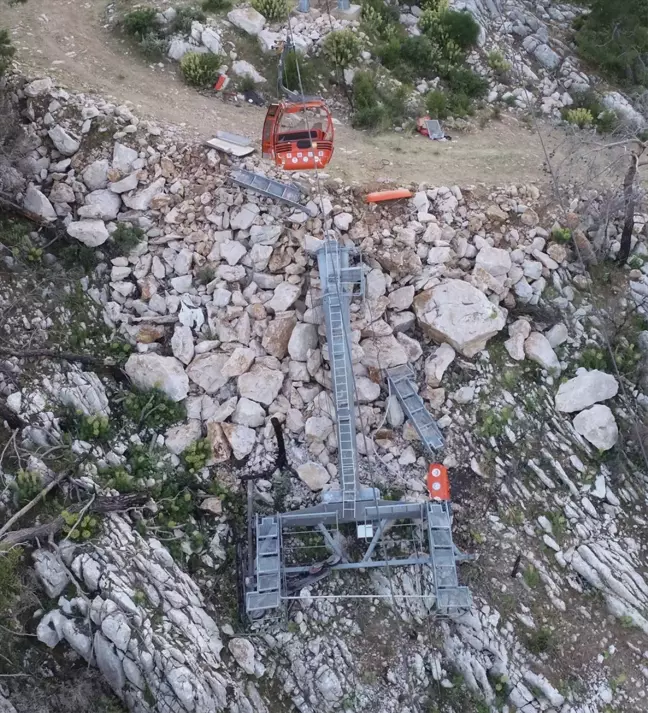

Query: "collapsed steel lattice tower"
<box><xmin>244</xmin><ymin>239</ymin><xmax>472</xmax><ymax>616</ymax></box>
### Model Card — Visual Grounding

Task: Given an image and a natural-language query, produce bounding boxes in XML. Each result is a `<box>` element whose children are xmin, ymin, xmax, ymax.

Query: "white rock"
<box><xmin>602</xmin><ymin>91</ymin><xmax>646</xmax><ymax>130</ymax></box>
<box><xmin>257</xmin><ymin>28</ymin><xmax>280</xmax><ymax>53</ymax></box>
<box><xmin>524</xmin><ymin>332</ymin><xmax>561</xmax><ymax>373</ymax></box>
<box><xmin>221</xmin><ymin>240</ymin><xmax>247</xmax><ymax>266</ymax></box>
<box><xmin>228</xmin><ymin>637</ymin><xmax>257</xmax><ymax>675</ymax></box>
<box><xmin>231</xmin><ymin>60</ymin><xmax>266</xmax><ymax>84</ymax></box>
<box><xmin>48</xmin><ymin>125</ymin><xmax>80</xmax><ymax>156</ymax></box>
<box><xmin>23</xmin><ymin>185</ymin><xmax>57</xmax><ymax>222</ymax></box>
<box><xmin>388</xmin><ymin>286</ymin><xmax>415</xmax><ymax>311</ymax></box>
<box><xmin>167</xmin><ymin>38</ymin><xmax>199</xmax><ymax>61</ymax></box>
<box><xmin>356</xmin><ymin>376</ymin><xmax>380</xmax><ymax>402</ymax></box>
<box><xmin>37</xmin><ymin>610</ymin><xmax>64</xmax><ymax>648</ymax></box>
<box><xmin>534</xmin><ymin>43</ymin><xmax>561</xmax><ymax>70</ymax></box>
<box><xmin>82</xmin><ymin>159</ymin><xmax>110</xmax><ymax>191</ymax></box>
<box><xmin>334</xmin><ymin>212</ymin><xmax>353</xmax><ymax>231</ymax></box>
<box><xmin>165</xmin><ymin>420</ymin><xmax>202</xmax><ymax>455</ymax></box>
<box><xmin>186</xmin><ymin>353</ymin><xmax>229</xmax><ymax>394</ymax></box>
<box><xmin>230</xmin><ymin>203</ymin><xmax>260</xmax><ymax>230</ymax></box>
<box><xmin>112</xmin><ymin>142</ymin><xmax>139</xmax><ymax>174</ymax></box>
<box><xmin>453</xmin><ymin>385</ymin><xmax>474</xmax><ymax>404</ymax></box>
<box><xmin>232</xmin><ymin>397</ymin><xmax>265</xmax><ymax>428</ymax></box>
<box><xmin>297</xmin><ymin>462</ymin><xmax>330</xmax><ymax>491</ymax></box>
<box><xmin>266</xmin><ymin>282</ymin><xmax>301</xmax><ymax>312</ymax></box>
<box><xmin>475</xmin><ymin>245</ymin><xmax>511</xmax><ymax>280</ymax></box>
<box><xmin>227</xmin><ymin>7</ymin><xmax>265</xmax><ymax>35</ymax></box>
<box><xmin>555</xmin><ymin>369</ymin><xmax>618</xmax><ymax>413</ymax></box>
<box><xmin>201</xmin><ymin>27</ymin><xmax>222</xmax><ymax>54</ymax></box>
<box><xmin>171</xmin><ymin>325</ymin><xmax>195</xmax><ymax>365</ymax></box>
<box><xmin>288</xmin><ymin>322</ymin><xmax>318</xmax><ymax>361</ymax></box>
<box><xmin>33</xmin><ymin>550</ymin><xmax>69</xmax><ymax>597</ymax></box>
<box><xmin>222</xmin><ymin>423</ymin><xmax>256</xmax><ymax>459</ymax></box>
<box><xmin>546</xmin><ymin>323</ymin><xmax>568</xmax><ymax>347</ymax></box>
<box><xmin>67</xmin><ymin>220</ymin><xmax>109</xmax><ymax>247</ymax></box>
<box><xmin>125</xmin><ymin>354</ymin><xmax>189</xmax><ymax>401</ymax></box>
<box><xmin>49</xmin><ymin>182</ymin><xmax>76</xmax><ymax>203</ymax></box>
<box><xmin>361</xmin><ymin>335</ymin><xmax>408</xmax><ymax>368</ymax></box>
<box><xmin>238</xmin><ymin>365</ymin><xmax>284</xmax><ymax>405</ymax></box>
<box><xmin>414</xmin><ymin>279</ymin><xmax>506</xmax><ymax>357</ymax></box>
<box><xmin>122</xmin><ymin>177</ymin><xmax>166</xmax><ymax>211</ymax></box>
<box><xmin>78</xmin><ymin>189</ymin><xmax>121</xmax><ymax>220</ymax></box>
<box><xmin>387</xmin><ymin>395</ymin><xmax>404</xmax><ymax>427</ymax></box>
<box><xmin>425</xmin><ymin>343</ymin><xmax>455</xmax><ymax>387</ymax></box>
<box><xmin>109</xmin><ymin>172</ymin><xmax>139</xmax><ymax>194</ymax></box>
<box><xmin>305</xmin><ymin>416</ymin><xmax>333</xmax><ymax>441</ymax></box>
<box><xmin>222</xmin><ymin>347</ymin><xmax>256</xmax><ymax>378</ymax></box>
<box><xmin>24</xmin><ymin>77</ymin><xmax>53</xmax><ymax>97</ymax></box>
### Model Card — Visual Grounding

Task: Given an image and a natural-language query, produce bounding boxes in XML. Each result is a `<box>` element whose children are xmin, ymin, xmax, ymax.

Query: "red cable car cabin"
<box><xmin>262</xmin><ymin>99</ymin><xmax>334</xmax><ymax>171</ymax></box>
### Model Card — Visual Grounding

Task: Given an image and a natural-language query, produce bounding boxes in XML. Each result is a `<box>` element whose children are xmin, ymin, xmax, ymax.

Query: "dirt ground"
<box><xmin>3</xmin><ymin>0</ymin><xmax>571</xmax><ymax>188</ymax></box>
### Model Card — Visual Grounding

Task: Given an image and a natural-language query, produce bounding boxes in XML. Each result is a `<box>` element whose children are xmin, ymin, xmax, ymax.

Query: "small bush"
<box><xmin>180</xmin><ymin>51</ymin><xmax>222</xmax><ymax>87</ymax></box>
<box><xmin>251</xmin><ymin>0</ymin><xmax>288</xmax><ymax>21</ymax></box>
<box><xmin>426</xmin><ymin>89</ymin><xmax>448</xmax><ymax>119</ymax></box>
<box><xmin>551</xmin><ymin>227</ymin><xmax>572</xmax><ymax>243</ymax></box>
<box><xmin>596</xmin><ymin>109</ymin><xmax>618</xmax><ymax>133</ymax></box>
<box><xmin>139</xmin><ymin>31</ymin><xmax>169</xmax><ymax>60</ymax></box>
<box><xmin>421</xmin><ymin>0</ymin><xmax>448</xmax><ymax>10</ymax></box>
<box><xmin>0</xmin><ymin>548</ymin><xmax>23</xmax><ymax>617</ymax></box>
<box><xmin>527</xmin><ymin>626</ymin><xmax>553</xmax><ymax>654</ymax></box>
<box><xmin>441</xmin><ymin>10</ymin><xmax>481</xmax><ymax>49</ymax></box>
<box><xmin>182</xmin><ymin>438</ymin><xmax>212</xmax><ymax>474</ymax></box>
<box><xmin>12</xmin><ymin>469</ymin><xmax>42</xmax><ymax>505</ymax></box>
<box><xmin>487</xmin><ymin>49</ymin><xmax>510</xmax><ymax>73</ymax></box>
<box><xmin>360</xmin><ymin>0</ymin><xmax>400</xmax><ymax>38</ymax></box>
<box><xmin>446</xmin><ymin>66</ymin><xmax>488</xmax><ymax>98</ymax></box>
<box><xmin>172</xmin><ymin>6</ymin><xmax>207</xmax><ymax>34</ymax></box>
<box><xmin>523</xmin><ymin>564</ymin><xmax>540</xmax><ymax>588</ymax></box>
<box><xmin>123</xmin><ymin>8</ymin><xmax>159</xmax><ymax>41</ymax></box>
<box><xmin>282</xmin><ymin>50</ymin><xmax>318</xmax><ymax>94</ymax></box>
<box><xmin>238</xmin><ymin>74</ymin><xmax>257</xmax><ymax>92</ymax></box>
<box><xmin>323</xmin><ymin>29</ymin><xmax>361</xmax><ymax>69</ymax></box>
<box><xmin>351</xmin><ymin>71</ymin><xmax>410</xmax><ymax>131</ymax></box>
<box><xmin>123</xmin><ymin>388</ymin><xmax>186</xmax><ymax>430</ymax></box>
<box><xmin>61</xmin><ymin>409</ymin><xmax>111</xmax><ymax>442</ymax></box>
<box><xmin>108</xmin><ymin>223</ymin><xmax>144</xmax><ymax>257</ymax></box>
<box><xmin>0</xmin><ymin>29</ymin><xmax>16</xmax><ymax>77</ymax></box>
<box><xmin>61</xmin><ymin>511</ymin><xmax>102</xmax><ymax>541</ymax></box>
<box><xmin>565</xmin><ymin>107</ymin><xmax>593</xmax><ymax>128</ymax></box>
<box><xmin>446</xmin><ymin>91</ymin><xmax>473</xmax><ymax>117</ymax></box>
<box><xmin>201</xmin><ymin>0</ymin><xmax>232</xmax><ymax>12</ymax></box>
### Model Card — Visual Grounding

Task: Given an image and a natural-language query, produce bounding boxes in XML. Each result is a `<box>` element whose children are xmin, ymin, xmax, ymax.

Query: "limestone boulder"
<box><xmin>67</xmin><ymin>220</ymin><xmax>109</xmax><ymax>247</ymax></box>
<box><xmin>555</xmin><ymin>369</ymin><xmax>618</xmax><ymax>413</ymax></box>
<box><xmin>573</xmin><ymin>405</ymin><xmax>618</xmax><ymax>451</ymax></box>
<box><xmin>124</xmin><ymin>354</ymin><xmax>189</xmax><ymax>401</ymax></box>
<box><xmin>237</xmin><ymin>365</ymin><xmax>284</xmax><ymax>405</ymax></box>
<box><xmin>524</xmin><ymin>332</ymin><xmax>561</xmax><ymax>373</ymax></box>
<box><xmin>297</xmin><ymin>462</ymin><xmax>330</xmax><ymax>491</ymax></box>
<box><xmin>23</xmin><ymin>185</ymin><xmax>57</xmax><ymax>222</ymax></box>
<box><xmin>413</xmin><ymin>279</ymin><xmax>506</xmax><ymax>357</ymax></box>
<box><xmin>186</xmin><ymin>354</ymin><xmax>229</xmax><ymax>394</ymax></box>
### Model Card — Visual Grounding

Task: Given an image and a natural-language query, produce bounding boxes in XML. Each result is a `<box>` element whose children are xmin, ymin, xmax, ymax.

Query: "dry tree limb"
<box><xmin>0</xmin><ymin>191</ymin><xmax>51</xmax><ymax>226</ymax></box>
<box><xmin>0</xmin><ymin>493</ymin><xmax>149</xmax><ymax>548</ymax></box>
<box><xmin>0</xmin><ymin>347</ymin><xmax>111</xmax><ymax>366</ymax></box>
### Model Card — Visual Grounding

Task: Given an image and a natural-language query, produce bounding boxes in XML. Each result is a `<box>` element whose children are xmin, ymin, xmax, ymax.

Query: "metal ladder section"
<box><xmin>386</xmin><ymin>364</ymin><xmax>444</xmax><ymax>454</ymax></box>
<box><xmin>427</xmin><ymin>502</ymin><xmax>472</xmax><ymax>614</ymax></box>
<box><xmin>246</xmin><ymin>515</ymin><xmax>281</xmax><ymax>613</ymax></box>
<box><xmin>317</xmin><ymin>241</ymin><xmax>363</xmax><ymax>518</ymax></box>
<box><xmin>229</xmin><ymin>168</ymin><xmax>304</xmax><ymax>210</ymax></box>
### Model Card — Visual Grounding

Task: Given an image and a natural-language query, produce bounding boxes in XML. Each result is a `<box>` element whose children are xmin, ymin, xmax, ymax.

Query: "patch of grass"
<box><xmin>526</xmin><ymin>626</ymin><xmax>553</xmax><ymax>654</ymax></box>
<box><xmin>11</xmin><ymin>469</ymin><xmax>43</xmax><ymax>506</ymax></box>
<box><xmin>476</xmin><ymin>405</ymin><xmax>513</xmax><ymax>438</ymax></box>
<box><xmin>546</xmin><ymin>510</ymin><xmax>567</xmax><ymax>543</ymax></box>
<box><xmin>0</xmin><ymin>548</ymin><xmax>24</xmax><ymax>617</ymax></box>
<box><xmin>523</xmin><ymin>564</ymin><xmax>540</xmax><ymax>588</ymax></box>
<box><xmin>60</xmin><ymin>409</ymin><xmax>112</xmax><ymax>443</ymax></box>
<box><xmin>122</xmin><ymin>388</ymin><xmax>186</xmax><ymax>431</ymax></box>
<box><xmin>620</xmin><ymin>614</ymin><xmax>635</xmax><ymax>628</ymax></box>
<box><xmin>202</xmin><ymin>0</ymin><xmax>232</xmax><ymax>11</ymax></box>
<box><xmin>139</xmin><ymin>31</ymin><xmax>169</xmax><ymax>60</ymax></box>
<box><xmin>565</xmin><ymin>107</ymin><xmax>594</xmax><ymax>128</ymax></box>
<box><xmin>487</xmin><ymin>49</ymin><xmax>511</xmax><ymax>73</ymax></box>
<box><xmin>107</xmin><ymin>223</ymin><xmax>144</xmax><ymax>258</ymax></box>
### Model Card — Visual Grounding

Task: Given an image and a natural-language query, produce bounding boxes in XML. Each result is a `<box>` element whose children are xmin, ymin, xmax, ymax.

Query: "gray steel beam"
<box><xmin>316</xmin><ymin>523</ymin><xmax>347</xmax><ymax>562</ymax></box>
<box><xmin>361</xmin><ymin>519</ymin><xmax>388</xmax><ymax>562</ymax></box>
<box><xmin>284</xmin><ymin>555</ymin><xmax>432</xmax><ymax>574</ymax></box>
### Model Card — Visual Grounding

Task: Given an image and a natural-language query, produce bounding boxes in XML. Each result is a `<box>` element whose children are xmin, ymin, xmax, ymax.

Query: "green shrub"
<box><xmin>323</xmin><ymin>29</ymin><xmax>361</xmax><ymax>68</ymax></box>
<box><xmin>551</xmin><ymin>227</ymin><xmax>572</xmax><ymax>243</ymax></box>
<box><xmin>527</xmin><ymin>626</ymin><xmax>553</xmax><ymax>654</ymax></box>
<box><xmin>360</xmin><ymin>0</ymin><xmax>400</xmax><ymax>38</ymax></box>
<box><xmin>180</xmin><ymin>51</ymin><xmax>222</xmax><ymax>87</ymax></box>
<box><xmin>108</xmin><ymin>223</ymin><xmax>144</xmax><ymax>257</ymax></box>
<box><xmin>172</xmin><ymin>6</ymin><xmax>207</xmax><ymax>34</ymax></box>
<box><xmin>426</xmin><ymin>89</ymin><xmax>448</xmax><ymax>119</ymax></box>
<box><xmin>441</xmin><ymin>10</ymin><xmax>481</xmax><ymax>49</ymax></box>
<box><xmin>0</xmin><ymin>29</ymin><xmax>15</xmax><ymax>77</ymax></box>
<box><xmin>251</xmin><ymin>0</ymin><xmax>287</xmax><ymax>21</ymax></box>
<box><xmin>12</xmin><ymin>469</ymin><xmax>42</xmax><ymax>505</ymax></box>
<box><xmin>123</xmin><ymin>8</ymin><xmax>159</xmax><ymax>40</ymax></box>
<box><xmin>523</xmin><ymin>564</ymin><xmax>540</xmax><ymax>588</ymax></box>
<box><xmin>446</xmin><ymin>66</ymin><xmax>488</xmax><ymax>98</ymax></box>
<box><xmin>123</xmin><ymin>388</ymin><xmax>186</xmax><ymax>430</ymax></box>
<box><xmin>61</xmin><ymin>511</ymin><xmax>102</xmax><ymax>541</ymax></box>
<box><xmin>238</xmin><ymin>74</ymin><xmax>257</xmax><ymax>92</ymax></box>
<box><xmin>282</xmin><ymin>50</ymin><xmax>318</xmax><ymax>93</ymax></box>
<box><xmin>421</xmin><ymin>0</ymin><xmax>448</xmax><ymax>10</ymax></box>
<box><xmin>487</xmin><ymin>49</ymin><xmax>510</xmax><ymax>73</ymax></box>
<box><xmin>139</xmin><ymin>31</ymin><xmax>169</xmax><ymax>60</ymax></box>
<box><xmin>565</xmin><ymin>107</ymin><xmax>593</xmax><ymax>128</ymax></box>
<box><xmin>61</xmin><ymin>410</ymin><xmax>112</xmax><ymax>442</ymax></box>
<box><xmin>182</xmin><ymin>438</ymin><xmax>211</xmax><ymax>474</ymax></box>
<box><xmin>201</xmin><ymin>0</ymin><xmax>232</xmax><ymax>12</ymax></box>
<box><xmin>351</xmin><ymin>71</ymin><xmax>410</xmax><ymax>131</ymax></box>
<box><xmin>0</xmin><ymin>549</ymin><xmax>23</xmax><ymax>617</ymax></box>
<box><xmin>446</xmin><ymin>91</ymin><xmax>473</xmax><ymax>117</ymax></box>
<box><xmin>596</xmin><ymin>109</ymin><xmax>618</xmax><ymax>133</ymax></box>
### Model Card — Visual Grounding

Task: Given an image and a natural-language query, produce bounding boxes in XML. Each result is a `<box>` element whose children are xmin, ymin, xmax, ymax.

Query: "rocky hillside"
<box><xmin>1</xmin><ymin>62</ymin><xmax>648</xmax><ymax>713</ymax></box>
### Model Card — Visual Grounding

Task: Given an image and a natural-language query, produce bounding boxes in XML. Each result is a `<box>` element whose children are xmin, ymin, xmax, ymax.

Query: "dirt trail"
<box><xmin>5</xmin><ymin>0</ymin><xmax>560</xmax><ymax>187</ymax></box>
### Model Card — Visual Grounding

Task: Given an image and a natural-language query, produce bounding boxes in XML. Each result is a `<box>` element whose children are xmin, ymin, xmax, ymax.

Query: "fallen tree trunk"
<box><xmin>0</xmin><ymin>493</ymin><xmax>149</xmax><ymax>547</ymax></box>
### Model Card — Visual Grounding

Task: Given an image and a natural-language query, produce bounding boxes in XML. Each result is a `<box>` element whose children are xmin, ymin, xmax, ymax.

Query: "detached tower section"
<box><xmin>244</xmin><ymin>239</ymin><xmax>472</xmax><ymax>617</ymax></box>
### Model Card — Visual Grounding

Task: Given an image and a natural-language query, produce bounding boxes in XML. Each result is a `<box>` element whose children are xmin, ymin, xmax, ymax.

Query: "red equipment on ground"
<box><xmin>427</xmin><ymin>463</ymin><xmax>450</xmax><ymax>501</ymax></box>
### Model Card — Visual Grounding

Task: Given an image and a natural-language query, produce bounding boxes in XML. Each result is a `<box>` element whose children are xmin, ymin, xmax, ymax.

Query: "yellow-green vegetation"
<box><xmin>565</xmin><ymin>107</ymin><xmax>594</xmax><ymax>128</ymax></box>
<box><xmin>123</xmin><ymin>388</ymin><xmax>186</xmax><ymax>430</ymax></box>
<box><xmin>61</xmin><ymin>410</ymin><xmax>111</xmax><ymax>442</ymax></box>
<box><xmin>11</xmin><ymin>469</ymin><xmax>42</xmax><ymax>506</ymax></box>
<box><xmin>523</xmin><ymin>564</ymin><xmax>541</xmax><ymax>588</ymax></box>
<box><xmin>251</xmin><ymin>0</ymin><xmax>287</xmax><ymax>21</ymax></box>
<box><xmin>323</xmin><ymin>29</ymin><xmax>361</xmax><ymax>68</ymax></box>
<box><xmin>476</xmin><ymin>405</ymin><xmax>513</xmax><ymax>438</ymax></box>
<box><xmin>551</xmin><ymin>226</ymin><xmax>572</xmax><ymax>243</ymax></box>
<box><xmin>61</xmin><ymin>510</ymin><xmax>102</xmax><ymax>541</ymax></box>
<box><xmin>108</xmin><ymin>223</ymin><xmax>144</xmax><ymax>257</ymax></box>
<box><xmin>527</xmin><ymin>626</ymin><xmax>553</xmax><ymax>654</ymax></box>
<box><xmin>0</xmin><ymin>548</ymin><xmax>23</xmax><ymax>618</ymax></box>
<box><xmin>182</xmin><ymin>438</ymin><xmax>212</xmax><ymax>475</ymax></box>
<box><xmin>202</xmin><ymin>0</ymin><xmax>232</xmax><ymax>11</ymax></box>
<box><xmin>180</xmin><ymin>51</ymin><xmax>222</xmax><ymax>87</ymax></box>
<box><xmin>487</xmin><ymin>49</ymin><xmax>511</xmax><ymax>73</ymax></box>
